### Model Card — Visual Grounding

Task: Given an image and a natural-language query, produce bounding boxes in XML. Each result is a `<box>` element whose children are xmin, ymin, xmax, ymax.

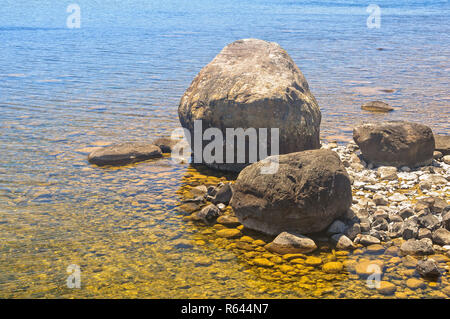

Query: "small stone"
<box><xmin>87</xmin><ymin>143</ymin><xmax>162</xmax><ymax>166</ymax></box>
<box><xmin>359</xmin><ymin>235</ymin><xmax>381</xmax><ymax>246</ymax></box>
<box><xmin>252</xmin><ymin>258</ymin><xmax>274</xmax><ymax>268</ymax></box>
<box><xmin>361</xmin><ymin>101</ymin><xmax>394</xmax><ymax>113</ymax></box>
<box><xmin>377</xmin><ymin>166</ymin><xmax>398</xmax><ymax>181</ymax></box>
<box><xmin>416</xmin><ymin>259</ymin><xmax>441</xmax><ymax>278</ymax></box>
<box><xmin>402</xmin><ymin>255</ymin><xmax>418</xmax><ymax>268</ymax></box>
<box><xmin>211</xmin><ymin>183</ymin><xmax>233</xmax><ymax>205</ymax></box>
<box><xmin>304</xmin><ymin>256</ymin><xmax>322</xmax><ymax>266</ymax></box>
<box><xmin>345</xmin><ymin>223</ymin><xmax>361</xmax><ymax>240</ymax></box>
<box><xmin>216</xmin><ymin>228</ymin><xmax>242</xmax><ymax>239</ymax></box>
<box><xmin>385</xmin><ymin>246</ymin><xmax>399</xmax><ymax>256</ymax></box>
<box><xmin>377</xmin><ymin>281</ymin><xmax>397</xmax><ymax>295</ymax></box>
<box><xmin>400</xmin><ymin>238</ymin><xmax>434</xmax><ymax>255</ymax></box>
<box><xmin>406</xmin><ymin>278</ymin><xmax>426</xmax><ymax>290</ymax></box>
<box><xmin>418</xmin><ymin>228</ymin><xmax>432</xmax><ymax>240</ymax></box>
<box><xmin>322</xmin><ymin>262</ymin><xmax>343</xmax><ymax>273</ymax></box>
<box><xmin>443</xmin><ymin>155</ymin><xmax>450</xmax><ymax>165</ymax></box>
<box><xmin>432</xmin><ymin>228</ymin><xmax>450</xmax><ymax>245</ymax></box>
<box><xmin>389</xmin><ymin>193</ymin><xmax>408</xmax><ymax>202</ymax></box>
<box><xmin>216</xmin><ymin>215</ymin><xmax>241</xmax><ymax>227</ymax></box>
<box><xmin>327</xmin><ymin>220</ymin><xmax>347</xmax><ymax>234</ymax></box>
<box><xmin>433</xmin><ymin>151</ymin><xmax>443</xmax><ymax>159</ymax></box>
<box><xmin>266</xmin><ymin>232</ymin><xmax>317</xmax><ymax>254</ymax></box>
<box><xmin>399</xmin><ymin>208</ymin><xmax>415</xmax><ymax>220</ymax></box>
<box><xmin>196</xmin><ymin>204</ymin><xmax>221</xmax><ymax>224</ymax></box>
<box><xmin>331</xmin><ymin>234</ymin><xmax>355</xmax><ymax>250</ymax></box>
<box><xmin>373</xmin><ymin>194</ymin><xmax>389</xmax><ymax>206</ymax></box>
<box><xmin>418</xmin><ymin>214</ymin><xmax>440</xmax><ymax>230</ymax></box>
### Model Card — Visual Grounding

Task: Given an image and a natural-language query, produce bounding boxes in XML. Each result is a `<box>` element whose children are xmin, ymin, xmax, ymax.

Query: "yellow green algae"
<box><xmin>0</xmin><ymin>153</ymin><xmax>449</xmax><ymax>299</ymax></box>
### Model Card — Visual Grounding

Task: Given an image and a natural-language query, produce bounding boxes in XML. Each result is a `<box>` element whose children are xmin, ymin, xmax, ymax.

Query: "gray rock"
<box><xmin>432</xmin><ymin>228</ymin><xmax>450</xmax><ymax>245</ymax></box>
<box><xmin>416</xmin><ymin>259</ymin><xmax>441</xmax><ymax>278</ymax></box>
<box><xmin>196</xmin><ymin>204</ymin><xmax>222</xmax><ymax>224</ymax></box>
<box><xmin>400</xmin><ymin>238</ymin><xmax>434</xmax><ymax>255</ymax></box>
<box><xmin>230</xmin><ymin>149</ymin><xmax>352</xmax><ymax>235</ymax></box>
<box><xmin>266</xmin><ymin>232</ymin><xmax>317</xmax><ymax>254</ymax></box>
<box><xmin>418</xmin><ymin>228</ymin><xmax>432</xmax><ymax>240</ymax></box>
<box><xmin>353</xmin><ymin>121</ymin><xmax>435</xmax><ymax>167</ymax></box>
<box><xmin>443</xmin><ymin>155</ymin><xmax>450</xmax><ymax>165</ymax></box>
<box><xmin>345</xmin><ymin>223</ymin><xmax>361</xmax><ymax>240</ymax></box>
<box><xmin>331</xmin><ymin>234</ymin><xmax>355</xmax><ymax>250</ymax></box>
<box><xmin>443</xmin><ymin>211</ymin><xmax>450</xmax><ymax>230</ymax></box>
<box><xmin>359</xmin><ymin>235</ymin><xmax>381</xmax><ymax>246</ymax></box>
<box><xmin>88</xmin><ymin>143</ymin><xmax>162</xmax><ymax>166</ymax></box>
<box><xmin>399</xmin><ymin>207</ymin><xmax>415</xmax><ymax>220</ymax></box>
<box><xmin>418</xmin><ymin>214</ymin><xmax>440</xmax><ymax>230</ymax></box>
<box><xmin>361</xmin><ymin>100</ymin><xmax>394</xmax><ymax>113</ymax></box>
<box><xmin>327</xmin><ymin>220</ymin><xmax>347</xmax><ymax>235</ymax></box>
<box><xmin>178</xmin><ymin>38</ymin><xmax>321</xmax><ymax>172</ymax></box>
<box><xmin>372</xmin><ymin>217</ymin><xmax>389</xmax><ymax>231</ymax></box>
<box><xmin>388</xmin><ymin>222</ymin><xmax>404</xmax><ymax>238</ymax></box>
<box><xmin>402</xmin><ymin>221</ymin><xmax>419</xmax><ymax>240</ymax></box>
<box><xmin>211</xmin><ymin>183</ymin><xmax>233</xmax><ymax>205</ymax></box>
<box><xmin>377</xmin><ymin>166</ymin><xmax>398</xmax><ymax>181</ymax></box>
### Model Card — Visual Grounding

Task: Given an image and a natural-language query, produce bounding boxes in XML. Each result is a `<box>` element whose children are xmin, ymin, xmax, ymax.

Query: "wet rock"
<box><xmin>355</xmin><ymin>260</ymin><xmax>384</xmax><ymax>277</ymax></box>
<box><xmin>353</xmin><ymin>121</ymin><xmax>435</xmax><ymax>167</ymax></box>
<box><xmin>361</xmin><ymin>101</ymin><xmax>394</xmax><ymax>113</ymax></box>
<box><xmin>400</xmin><ymin>238</ymin><xmax>434</xmax><ymax>255</ymax></box>
<box><xmin>178</xmin><ymin>38</ymin><xmax>321</xmax><ymax>172</ymax></box>
<box><xmin>434</xmin><ymin>134</ymin><xmax>450</xmax><ymax>155</ymax></box>
<box><xmin>359</xmin><ymin>235</ymin><xmax>381</xmax><ymax>246</ymax></box>
<box><xmin>211</xmin><ymin>183</ymin><xmax>233</xmax><ymax>205</ymax></box>
<box><xmin>217</xmin><ymin>215</ymin><xmax>241</xmax><ymax>227</ymax></box>
<box><xmin>196</xmin><ymin>204</ymin><xmax>222</xmax><ymax>224</ymax></box>
<box><xmin>252</xmin><ymin>258</ymin><xmax>274</xmax><ymax>268</ymax></box>
<box><xmin>416</xmin><ymin>259</ymin><xmax>441</xmax><ymax>278</ymax></box>
<box><xmin>331</xmin><ymin>234</ymin><xmax>355</xmax><ymax>250</ymax></box>
<box><xmin>304</xmin><ymin>256</ymin><xmax>322</xmax><ymax>266</ymax></box>
<box><xmin>402</xmin><ymin>255</ymin><xmax>418</xmax><ymax>268</ymax></box>
<box><xmin>151</xmin><ymin>137</ymin><xmax>178</xmax><ymax>153</ymax></box>
<box><xmin>366</xmin><ymin>244</ymin><xmax>385</xmax><ymax>254</ymax></box>
<box><xmin>88</xmin><ymin>143</ymin><xmax>162</xmax><ymax>166</ymax></box>
<box><xmin>231</xmin><ymin>149</ymin><xmax>352</xmax><ymax>235</ymax></box>
<box><xmin>266</xmin><ymin>232</ymin><xmax>317</xmax><ymax>254</ymax></box>
<box><xmin>322</xmin><ymin>262</ymin><xmax>343</xmax><ymax>273</ymax></box>
<box><xmin>432</xmin><ymin>228</ymin><xmax>450</xmax><ymax>245</ymax></box>
<box><xmin>406</xmin><ymin>278</ymin><xmax>426</xmax><ymax>290</ymax></box>
<box><xmin>377</xmin><ymin>281</ymin><xmax>397</xmax><ymax>295</ymax></box>
<box><xmin>216</xmin><ymin>228</ymin><xmax>242</xmax><ymax>239</ymax></box>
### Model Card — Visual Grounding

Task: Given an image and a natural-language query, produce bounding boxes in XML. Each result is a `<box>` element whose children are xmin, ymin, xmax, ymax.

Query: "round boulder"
<box><xmin>353</xmin><ymin>121</ymin><xmax>435</xmax><ymax>167</ymax></box>
<box><xmin>230</xmin><ymin>149</ymin><xmax>352</xmax><ymax>235</ymax></box>
<box><xmin>178</xmin><ymin>38</ymin><xmax>321</xmax><ymax>172</ymax></box>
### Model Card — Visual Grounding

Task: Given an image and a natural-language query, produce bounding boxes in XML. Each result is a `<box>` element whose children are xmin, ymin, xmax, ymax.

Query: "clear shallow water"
<box><xmin>0</xmin><ymin>0</ymin><xmax>449</xmax><ymax>298</ymax></box>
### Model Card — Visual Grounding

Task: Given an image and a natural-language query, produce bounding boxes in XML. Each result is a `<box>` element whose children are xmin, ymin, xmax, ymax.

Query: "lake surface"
<box><xmin>0</xmin><ymin>0</ymin><xmax>449</xmax><ymax>298</ymax></box>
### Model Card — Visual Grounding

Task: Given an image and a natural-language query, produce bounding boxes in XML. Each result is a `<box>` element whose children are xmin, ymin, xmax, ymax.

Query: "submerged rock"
<box><xmin>416</xmin><ymin>259</ymin><xmax>441</xmax><ymax>279</ymax></box>
<box><xmin>353</xmin><ymin>121</ymin><xmax>435</xmax><ymax>167</ymax></box>
<box><xmin>361</xmin><ymin>101</ymin><xmax>394</xmax><ymax>113</ymax></box>
<box><xmin>196</xmin><ymin>204</ymin><xmax>222</xmax><ymax>224</ymax></box>
<box><xmin>88</xmin><ymin>143</ymin><xmax>162</xmax><ymax>166</ymax></box>
<box><xmin>178</xmin><ymin>38</ymin><xmax>321</xmax><ymax>172</ymax></box>
<box><xmin>266</xmin><ymin>232</ymin><xmax>317</xmax><ymax>254</ymax></box>
<box><xmin>230</xmin><ymin>149</ymin><xmax>352</xmax><ymax>235</ymax></box>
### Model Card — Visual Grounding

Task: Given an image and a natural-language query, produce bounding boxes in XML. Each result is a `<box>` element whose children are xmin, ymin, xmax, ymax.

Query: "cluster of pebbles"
<box><xmin>180</xmin><ymin>140</ymin><xmax>450</xmax><ymax>296</ymax></box>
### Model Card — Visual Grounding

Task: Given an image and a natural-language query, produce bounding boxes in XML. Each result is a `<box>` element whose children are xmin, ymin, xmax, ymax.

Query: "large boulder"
<box><xmin>230</xmin><ymin>149</ymin><xmax>352</xmax><ymax>235</ymax></box>
<box><xmin>88</xmin><ymin>143</ymin><xmax>162</xmax><ymax>166</ymax></box>
<box><xmin>178</xmin><ymin>38</ymin><xmax>321</xmax><ymax>172</ymax></box>
<box><xmin>353</xmin><ymin>121</ymin><xmax>435</xmax><ymax>167</ymax></box>
<box><xmin>434</xmin><ymin>134</ymin><xmax>450</xmax><ymax>155</ymax></box>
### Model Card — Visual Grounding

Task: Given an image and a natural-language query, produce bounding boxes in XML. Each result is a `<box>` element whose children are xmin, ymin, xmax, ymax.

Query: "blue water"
<box><xmin>0</xmin><ymin>0</ymin><xmax>449</xmax><ymax>298</ymax></box>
